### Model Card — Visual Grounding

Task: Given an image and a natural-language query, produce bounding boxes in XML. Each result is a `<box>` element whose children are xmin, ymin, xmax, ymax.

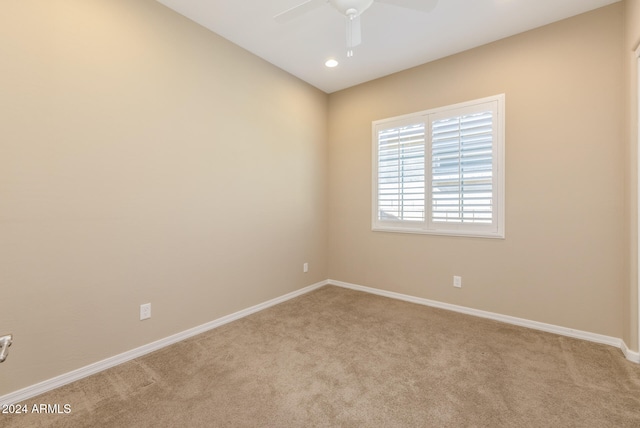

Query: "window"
<box><xmin>372</xmin><ymin>95</ymin><xmax>505</xmax><ymax>238</ymax></box>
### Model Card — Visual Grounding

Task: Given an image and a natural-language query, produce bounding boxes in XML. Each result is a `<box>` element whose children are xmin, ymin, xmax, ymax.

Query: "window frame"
<box><xmin>372</xmin><ymin>94</ymin><xmax>505</xmax><ymax>239</ymax></box>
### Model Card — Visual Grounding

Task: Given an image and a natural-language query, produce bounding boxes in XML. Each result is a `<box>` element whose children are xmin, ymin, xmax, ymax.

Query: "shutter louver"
<box><xmin>431</xmin><ymin>111</ymin><xmax>493</xmax><ymax>224</ymax></box>
<box><xmin>377</xmin><ymin>124</ymin><xmax>425</xmax><ymax>222</ymax></box>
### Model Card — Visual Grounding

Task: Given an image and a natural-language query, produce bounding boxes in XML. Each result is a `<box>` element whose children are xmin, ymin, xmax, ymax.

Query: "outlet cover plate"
<box><xmin>453</xmin><ymin>276</ymin><xmax>462</xmax><ymax>288</ymax></box>
<box><xmin>140</xmin><ymin>303</ymin><xmax>151</xmax><ymax>320</ymax></box>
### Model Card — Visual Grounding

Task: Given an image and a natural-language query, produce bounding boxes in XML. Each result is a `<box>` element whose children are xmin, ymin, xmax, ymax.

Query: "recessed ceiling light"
<box><xmin>325</xmin><ymin>59</ymin><xmax>339</xmax><ymax>68</ymax></box>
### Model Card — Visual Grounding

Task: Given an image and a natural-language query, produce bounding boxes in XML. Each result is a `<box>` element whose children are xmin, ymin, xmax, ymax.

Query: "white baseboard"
<box><xmin>2</xmin><ymin>278</ymin><xmax>636</xmax><ymax>406</ymax></box>
<box><xmin>328</xmin><ymin>279</ymin><xmax>639</xmax><ymax>363</ymax></box>
<box><xmin>0</xmin><ymin>280</ymin><xmax>329</xmax><ymax>407</ymax></box>
<box><xmin>622</xmin><ymin>340</ymin><xmax>640</xmax><ymax>363</ymax></box>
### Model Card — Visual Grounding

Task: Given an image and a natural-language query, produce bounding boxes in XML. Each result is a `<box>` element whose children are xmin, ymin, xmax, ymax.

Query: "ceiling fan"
<box><xmin>274</xmin><ymin>0</ymin><xmax>439</xmax><ymax>57</ymax></box>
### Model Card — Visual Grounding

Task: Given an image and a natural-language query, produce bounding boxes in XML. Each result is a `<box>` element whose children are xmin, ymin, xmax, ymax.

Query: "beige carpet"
<box><xmin>3</xmin><ymin>285</ymin><xmax>640</xmax><ymax>427</ymax></box>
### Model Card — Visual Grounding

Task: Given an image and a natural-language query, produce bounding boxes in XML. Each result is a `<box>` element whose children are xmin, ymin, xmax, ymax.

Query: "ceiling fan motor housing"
<box><xmin>329</xmin><ymin>0</ymin><xmax>375</xmax><ymax>16</ymax></box>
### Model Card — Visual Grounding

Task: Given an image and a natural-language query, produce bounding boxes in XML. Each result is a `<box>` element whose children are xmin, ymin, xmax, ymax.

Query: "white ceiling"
<box><xmin>155</xmin><ymin>0</ymin><xmax>620</xmax><ymax>93</ymax></box>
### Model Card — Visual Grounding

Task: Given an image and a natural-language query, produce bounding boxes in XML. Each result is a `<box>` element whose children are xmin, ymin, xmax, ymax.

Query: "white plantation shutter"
<box><xmin>377</xmin><ymin>123</ymin><xmax>425</xmax><ymax>222</ymax></box>
<box><xmin>431</xmin><ymin>110</ymin><xmax>494</xmax><ymax>224</ymax></box>
<box><xmin>372</xmin><ymin>95</ymin><xmax>504</xmax><ymax>238</ymax></box>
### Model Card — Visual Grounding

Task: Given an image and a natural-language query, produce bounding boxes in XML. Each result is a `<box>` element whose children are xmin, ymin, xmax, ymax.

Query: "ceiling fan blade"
<box><xmin>376</xmin><ymin>0</ymin><xmax>438</xmax><ymax>13</ymax></box>
<box><xmin>274</xmin><ymin>0</ymin><xmax>327</xmax><ymax>23</ymax></box>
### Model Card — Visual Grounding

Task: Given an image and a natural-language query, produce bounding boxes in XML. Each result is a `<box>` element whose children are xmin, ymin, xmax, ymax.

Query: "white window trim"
<box><xmin>372</xmin><ymin>94</ymin><xmax>505</xmax><ymax>239</ymax></box>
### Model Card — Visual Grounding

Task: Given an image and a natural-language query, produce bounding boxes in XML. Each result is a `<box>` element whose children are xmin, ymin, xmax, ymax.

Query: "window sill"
<box><xmin>372</xmin><ymin>224</ymin><xmax>505</xmax><ymax>239</ymax></box>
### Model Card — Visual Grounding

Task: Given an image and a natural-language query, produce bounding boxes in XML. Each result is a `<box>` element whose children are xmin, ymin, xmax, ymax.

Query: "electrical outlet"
<box><xmin>453</xmin><ymin>276</ymin><xmax>462</xmax><ymax>288</ymax></box>
<box><xmin>303</xmin><ymin>262</ymin><xmax>309</xmax><ymax>273</ymax></box>
<box><xmin>140</xmin><ymin>303</ymin><xmax>151</xmax><ymax>320</ymax></box>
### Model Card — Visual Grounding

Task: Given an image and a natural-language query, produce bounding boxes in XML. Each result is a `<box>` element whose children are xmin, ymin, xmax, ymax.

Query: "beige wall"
<box><xmin>328</xmin><ymin>4</ymin><xmax>626</xmax><ymax>338</ymax></box>
<box><xmin>0</xmin><ymin>0</ymin><xmax>328</xmax><ymax>395</ymax></box>
<box><xmin>625</xmin><ymin>0</ymin><xmax>640</xmax><ymax>350</ymax></box>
